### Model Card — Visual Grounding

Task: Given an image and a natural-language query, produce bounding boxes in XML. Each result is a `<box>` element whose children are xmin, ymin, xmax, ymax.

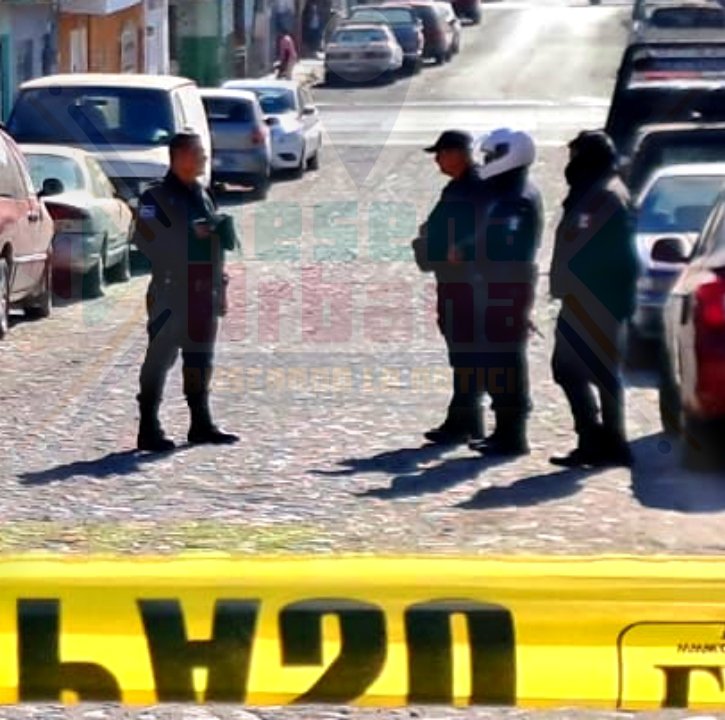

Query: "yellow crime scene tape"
<box><xmin>2</xmin><ymin>555</ymin><xmax>725</xmax><ymax>710</ymax></box>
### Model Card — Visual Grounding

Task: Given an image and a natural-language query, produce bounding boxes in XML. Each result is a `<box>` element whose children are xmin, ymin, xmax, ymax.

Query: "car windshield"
<box><xmin>7</xmin><ymin>87</ymin><xmax>175</xmax><ymax>146</ymax></box>
<box><xmin>248</xmin><ymin>88</ymin><xmax>296</xmax><ymax>114</ymax></box>
<box><xmin>607</xmin><ymin>86</ymin><xmax>725</xmax><ymax>149</ymax></box>
<box><xmin>334</xmin><ymin>28</ymin><xmax>388</xmax><ymax>42</ymax></box>
<box><xmin>25</xmin><ymin>154</ymin><xmax>85</xmax><ymax>192</ymax></box>
<box><xmin>351</xmin><ymin>8</ymin><xmax>414</xmax><ymax>24</ymax></box>
<box><xmin>638</xmin><ymin>175</ymin><xmax>725</xmax><ymax>232</ymax></box>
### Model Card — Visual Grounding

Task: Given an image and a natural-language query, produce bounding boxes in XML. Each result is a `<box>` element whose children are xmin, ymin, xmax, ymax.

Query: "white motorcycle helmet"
<box><xmin>478</xmin><ymin>128</ymin><xmax>536</xmax><ymax>179</ymax></box>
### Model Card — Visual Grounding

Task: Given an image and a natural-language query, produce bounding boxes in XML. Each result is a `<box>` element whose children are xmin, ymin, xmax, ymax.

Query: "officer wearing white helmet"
<box><xmin>411</xmin><ymin>128</ymin><xmax>542</xmax><ymax>455</ymax></box>
<box><xmin>469</xmin><ymin>127</ymin><xmax>543</xmax><ymax>456</ymax></box>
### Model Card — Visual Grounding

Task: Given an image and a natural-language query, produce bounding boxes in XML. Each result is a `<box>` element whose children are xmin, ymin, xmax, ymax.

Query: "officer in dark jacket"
<box><xmin>412</xmin><ymin>130</ymin><xmax>489</xmax><ymax>445</ymax></box>
<box><xmin>467</xmin><ymin>127</ymin><xmax>543</xmax><ymax>457</ymax></box>
<box><xmin>133</xmin><ymin>131</ymin><xmax>239</xmax><ymax>452</ymax></box>
<box><xmin>549</xmin><ymin>130</ymin><xmax>640</xmax><ymax>467</ymax></box>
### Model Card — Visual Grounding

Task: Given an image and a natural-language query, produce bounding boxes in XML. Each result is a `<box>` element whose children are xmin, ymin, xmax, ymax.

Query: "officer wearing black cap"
<box><xmin>133</xmin><ymin>131</ymin><xmax>239</xmax><ymax>452</ymax></box>
<box><xmin>412</xmin><ymin>130</ymin><xmax>490</xmax><ymax>445</ymax></box>
<box><xmin>549</xmin><ymin>129</ymin><xmax>640</xmax><ymax>467</ymax></box>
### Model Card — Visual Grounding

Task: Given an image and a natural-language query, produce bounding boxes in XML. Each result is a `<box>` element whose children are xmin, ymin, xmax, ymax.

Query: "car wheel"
<box><xmin>625</xmin><ymin>321</ymin><xmax>655</xmax><ymax>369</ymax></box>
<box><xmin>324</xmin><ymin>70</ymin><xmax>338</xmax><ymax>86</ymax></box>
<box><xmin>0</xmin><ymin>258</ymin><xmax>10</xmax><ymax>340</ymax></box>
<box><xmin>307</xmin><ymin>149</ymin><xmax>320</xmax><ymax>171</ymax></box>
<box><xmin>470</xmin><ymin>9</ymin><xmax>482</xmax><ymax>23</ymax></box>
<box><xmin>294</xmin><ymin>144</ymin><xmax>306</xmax><ymax>178</ymax></box>
<box><xmin>107</xmin><ymin>242</ymin><xmax>131</xmax><ymax>283</ymax></box>
<box><xmin>658</xmin><ymin>346</ymin><xmax>681</xmax><ymax>436</ymax></box>
<box><xmin>682</xmin><ymin>413</ymin><xmax>723</xmax><ymax>472</ymax></box>
<box><xmin>435</xmin><ymin>51</ymin><xmax>445</xmax><ymax>65</ymax></box>
<box><xmin>249</xmin><ymin>174</ymin><xmax>270</xmax><ymax>200</ymax></box>
<box><xmin>24</xmin><ymin>252</ymin><xmax>52</xmax><ymax>319</ymax></box>
<box><xmin>84</xmin><ymin>247</ymin><xmax>105</xmax><ymax>299</ymax></box>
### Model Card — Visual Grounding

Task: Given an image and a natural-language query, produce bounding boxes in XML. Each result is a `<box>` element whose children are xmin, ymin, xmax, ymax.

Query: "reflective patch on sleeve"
<box><xmin>578</xmin><ymin>214</ymin><xmax>591</xmax><ymax>230</ymax></box>
<box><xmin>139</xmin><ymin>205</ymin><xmax>156</xmax><ymax>219</ymax></box>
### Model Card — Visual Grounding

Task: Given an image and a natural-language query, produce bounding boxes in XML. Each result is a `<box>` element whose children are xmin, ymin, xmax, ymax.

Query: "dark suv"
<box><xmin>409</xmin><ymin>2</ymin><xmax>451</xmax><ymax>64</ymax></box>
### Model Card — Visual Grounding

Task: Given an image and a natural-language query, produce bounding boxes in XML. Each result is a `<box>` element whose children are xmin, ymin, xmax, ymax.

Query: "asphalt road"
<box><xmin>2</xmin><ymin>0</ymin><xmax>725</xmax><ymax>715</ymax></box>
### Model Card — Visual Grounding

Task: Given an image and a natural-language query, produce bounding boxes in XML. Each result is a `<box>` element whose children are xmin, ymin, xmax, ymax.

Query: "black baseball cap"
<box><xmin>424</xmin><ymin>130</ymin><xmax>473</xmax><ymax>153</ymax></box>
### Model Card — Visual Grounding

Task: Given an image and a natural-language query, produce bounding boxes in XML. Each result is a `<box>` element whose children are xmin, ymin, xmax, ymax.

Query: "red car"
<box><xmin>0</xmin><ymin>127</ymin><xmax>54</xmax><ymax>338</ymax></box>
<box><xmin>657</xmin><ymin>194</ymin><xmax>725</xmax><ymax>469</ymax></box>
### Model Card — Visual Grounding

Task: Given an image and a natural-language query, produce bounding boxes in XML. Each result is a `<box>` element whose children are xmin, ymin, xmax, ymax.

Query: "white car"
<box><xmin>631</xmin><ymin>162</ymin><xmax>725</xmax><ymax>343</ymax></box>
<box><xmin>221</xmin><ymin>79</ymin><xmax>322</xmax><ymax>174</ymax></box>
<box><xmin>21</xmin><ymin>144</ymin><xmax>134</xmax><ymax>298</ymax></box>
<box><xmin>324</xmin><ymin>24</ymin><xmax>403</xmax><ymax>85</ymax></box>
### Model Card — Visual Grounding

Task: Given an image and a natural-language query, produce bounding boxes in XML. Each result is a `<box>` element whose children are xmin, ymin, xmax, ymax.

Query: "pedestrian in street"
<box><xmin>467</xmin><ymin>128</ymin><xmax>543</xmax><ymax>457</ymax></box>
<box><xmin>304</xmin><ymin>0</ymin><xmax>323</xmax><ymax>56</ymax></box>
<box><xmin>549</xmin><ymin>130</ymin><xmax>640</xmax><ymax>468</ymax></box>
<box><xmin>275</xmin><ymin>29</ymin><xmax>298</xmax><ymax>79</ymax></box>
<box><xmin>133</xmin><ymin>132</ymin><xmax>240</xmax><ymax>452</ymax></box>
<box><xmin>412</xmin><ymin>130</ymin><xmax>491</xmax><ymax>446</ymax></box>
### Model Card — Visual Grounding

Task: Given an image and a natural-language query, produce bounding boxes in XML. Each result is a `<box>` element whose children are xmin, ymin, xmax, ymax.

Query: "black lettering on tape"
<box><xmin>138</xmin><ymin>599</ymin><xmax>259</xmax><ymax>702</ymax></box>
<box><xmin>658</xmin><ymin>664</ymin><xmax>725</xmax><ymax>708</ymax></box>
<box><xmin>405</xmin><ymin>600</ymin><xmax>516</xmax><ymax>704</ymax></box>
<box><xmin>280</xmin><ymin>599</ymin><xmax>386</xmax><ymax>703</ymax></box>
<box><xmin>18</xmin><ymin>600</ymin><xmax>121</xmax><ymax>701</ymax></box>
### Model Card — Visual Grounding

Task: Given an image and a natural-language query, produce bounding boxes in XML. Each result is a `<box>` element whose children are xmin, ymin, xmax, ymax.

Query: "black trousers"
<box><xmin>551</xmin><ymin>310</ymin><xmax>625</xmax><ymax>441</ymax></box>
<box><xmin>138</xmin><ymin>299</ymin><xmax>218</xmax><ymax>408</ymax></box>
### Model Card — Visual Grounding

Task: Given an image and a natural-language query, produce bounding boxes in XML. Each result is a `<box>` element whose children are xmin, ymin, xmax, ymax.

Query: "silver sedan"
<box><xmin>324</xmin><ymin>24</ymin><xmax>404</xmax><ymax>85</ymax></box>
<box><xmin>21</xmin><ymin>144</ymin><xmax>133</xmax><ymax>298</ymax></box>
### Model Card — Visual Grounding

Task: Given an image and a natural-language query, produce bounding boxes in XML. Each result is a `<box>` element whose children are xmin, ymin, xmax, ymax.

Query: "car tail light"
<box><xmin>695</xmin><ymin>277</ymin><xmax>725</xmax><ymax>331</ymax></box>
<box><xmin>46</xmin><ymin>204</ymin><xmax>90</xmax><ymax>233</ymax></box>
<box><xmin>694</xmin><ymin>272</ymin><xmax>725</xmax><ymax>415</ymax></box>
<box><xmin>252</xmin><ymin>127</ymin><xmax>267</xmax><ymax>146</ymax></box>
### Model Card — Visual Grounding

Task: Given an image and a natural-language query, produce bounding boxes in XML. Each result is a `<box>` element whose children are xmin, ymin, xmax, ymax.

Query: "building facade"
<box><xmin>0</xmin><ymin>0</ymin><xmax>56</xmax><ymax>119</ymax></box>
<box><xmin>57</xmin><ymin>0</ymin><xmax>144</xmax><ymax>73</ymax></box>
<box><xmin>144</xmin><ymin>0</ymin><xmax>168</xmax><ymax>73</ymax></box>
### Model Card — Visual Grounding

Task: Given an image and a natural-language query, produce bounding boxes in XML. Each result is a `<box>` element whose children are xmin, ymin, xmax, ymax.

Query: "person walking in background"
<box><xmin>304</xmin><ymin>0</ymin><xmax>323</xmax><ymax>56</ymax></box>
<box><xmin>275</xmin><ymin>29</ymin><xmax>298</xmax><ymax>79</ymax></box>
<box><xmin>549</xmin><ymin>130</ymin><xmax>640</xmax><ymax>468</ymax></box>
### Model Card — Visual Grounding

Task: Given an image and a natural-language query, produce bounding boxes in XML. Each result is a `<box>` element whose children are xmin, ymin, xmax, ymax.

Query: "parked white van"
<box><xmin>6</xmin><ymin>74</ymin><xmax>212</xmax><ymax>205</ymax></box>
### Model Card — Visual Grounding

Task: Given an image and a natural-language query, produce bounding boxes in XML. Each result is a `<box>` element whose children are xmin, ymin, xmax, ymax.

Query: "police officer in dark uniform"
<box><xmin>468</xmin><ymin>127</ymin><xmax>543</xmax><ymax>457</ymax></box>
<box><xmin>133</xmin><ymin>132</ymin><xmax>239</xmax><ymax>452</ymax></box>
<box><xmin>549</xmin><ymin>130</ymin><xmax>639</xmax><ymax>467</ymax></box>
<box><xmin>412</xmin><ymin>130</ymin><xmax>489</xmax><ymax>445</ymax></box>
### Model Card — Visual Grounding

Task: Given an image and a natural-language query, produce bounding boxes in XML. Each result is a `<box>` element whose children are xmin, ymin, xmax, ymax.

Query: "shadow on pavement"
<box><xmin>312</xmin><ymin>443</ymin><xmax>451</xmax><ymax>478</ymax></box>
<box><xmin>630</xmin><ymin>432</ymin><xmax>725</xmax><ymax>513</ymax></box>
<box><xmin>458</xmin><ymin>466</ymin><xmax>598</xmax><ymax>510</ymax></box>
<box><xmin>357</xmin><ymin>454</ymin><xmax>512</xmax><ymax>500</ymax></box>
<box><xmin>18</xmin><ymin>446</ymin><xmax>189</xmax><ymax>487</ymax></box>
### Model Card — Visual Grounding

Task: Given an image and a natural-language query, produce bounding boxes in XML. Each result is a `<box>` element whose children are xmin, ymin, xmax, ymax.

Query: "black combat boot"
<box><xmin>549</xmin><ymin>423</ymin><xmax>601</xmax><ymax>467</ymax></box>
<box><xmin>469</xmin><ymin>411</ymin><xmax>529</xmax><ymax>457</ymax></box>
<box><xmin>424</xmin><ymin>404</ymin><xmax>482</xmax><ymax>445</ymax></box>
<box><xmin>187</xmin><ymin>395</ymin><xmax>239</xmax><ymax>445</ymax></box>
<box><xmin>594</xmin><ymin>428</ymin><xmax>634</xmax><ymax>468</ymax></box>
<box><xmin>136</xmin><ymin>396</ymin><xmax>175</xmax><ymax>453</ymax></box>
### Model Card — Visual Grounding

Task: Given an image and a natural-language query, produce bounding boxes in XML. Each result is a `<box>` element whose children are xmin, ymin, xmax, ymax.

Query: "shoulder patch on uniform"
<box><xmin>578</xmin><ymin>213</ymin><xmax>591</xmax><ymax>230</ymax></box>
<box><xmin>139</xmin><ymin>204</ymin><xmax>156</xmax><ymax>219</ymax></box>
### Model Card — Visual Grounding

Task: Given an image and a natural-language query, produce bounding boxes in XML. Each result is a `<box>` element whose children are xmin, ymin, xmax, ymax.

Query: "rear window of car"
<box><xmin>7</xmin><ymin>86</ymin><xmax>175</xmax><ymax>146</ymax></box>
<box><xmin>25</xmin><ymin>154</ymin><xmax>84</xmax><ymax>192</ymax></box>
<box><xmin>203</xmin><ymin>97</ymin><xmax>256</xmax><ymax>123</ymax></box>
<box><xmin>607</xmin><ymin>86</ymin><xmax>725</xmax><ymax>148</ymax></box>
<box><xmin>351</xmin><ymin>8</ymin><xmax>415</xmax><ymax>24</ymax></box>
<box><xmin>650</xmin><ymin>7</ymin><xmax>725</xmax><ymax>27</ymax></box>
<box><xmin>638</xmin><ymin>174</ymin><xmax>725</xmax><ymax>232</ymax></box>
<box><xmin>334</xmin><ymin>28</ymin><xmax>388</xmax><ymax>42</ymax></box>
<box><xmin>248</xmin><ymin>88</ymin><xmax>296</xmax><ymax>114</ymax></box>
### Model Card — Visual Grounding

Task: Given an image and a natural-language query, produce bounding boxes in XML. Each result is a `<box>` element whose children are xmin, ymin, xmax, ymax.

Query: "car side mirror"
<box><xmin>265</xmin><ymin>116</ymin><xmax>279</xmax><ymax>126</ymax></box>
<box><xmin>302</xmin><ymin>106</ymin><xmax>316</xmax><ymax>116</ymax></box>
<box><xmin>651</xmin><ymin>236</ymin><xmax>689</xmax><ymax>264</ymax></box>
<box><xmin>38</xmin><ymin>177</ymin><xmax>64</xmax><ymax>197</ymax></box>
